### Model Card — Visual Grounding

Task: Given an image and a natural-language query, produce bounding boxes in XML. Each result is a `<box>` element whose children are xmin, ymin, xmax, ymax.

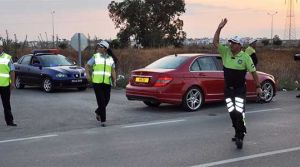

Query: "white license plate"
<box><xmin>71</xmin><ymin>79</ymin><xmax>82</xmax><ymax>83</ymax></box>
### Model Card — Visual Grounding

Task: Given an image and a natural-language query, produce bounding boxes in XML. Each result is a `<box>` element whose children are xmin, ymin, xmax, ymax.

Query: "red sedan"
<box><xmin>126</xmin><ymin>54</ymin><xmax>276</xmax><ymax>111</ymax></box>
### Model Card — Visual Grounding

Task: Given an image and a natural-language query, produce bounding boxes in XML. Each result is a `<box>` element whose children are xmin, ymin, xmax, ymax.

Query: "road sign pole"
<box><xmin>78</xmin><ymin>33</ymin><xmax>82</xmax><ymax>67</ymax></box>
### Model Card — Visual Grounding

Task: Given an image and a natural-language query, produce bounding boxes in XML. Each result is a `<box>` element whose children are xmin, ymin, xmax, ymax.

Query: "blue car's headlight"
<box><xmin>56</xmin><ymin>73</ymin><xmax>67</xmax><ymax>78</ymax></box>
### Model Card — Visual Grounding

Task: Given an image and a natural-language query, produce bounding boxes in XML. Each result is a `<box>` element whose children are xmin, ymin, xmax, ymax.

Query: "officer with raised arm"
<box><xmin>213</xmin><ymin>18</ymin><xmax>262</xmax><ymax>149</ymax></box>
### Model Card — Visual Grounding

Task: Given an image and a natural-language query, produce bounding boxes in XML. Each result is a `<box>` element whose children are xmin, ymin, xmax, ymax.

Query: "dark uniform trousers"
<box><xmin>93</xmin><ymin>83</ymin><xmax>111</xmax><ymax>122</ymax></box>
<box><xmin>225</xmin><ymin>85</ymin><xmax>247</xmax><ymax>140</ymax></box>
<box><xmin>0</xmin><ymin>86</ymin><xmax>14</xmax><ymax>124</ymax></box>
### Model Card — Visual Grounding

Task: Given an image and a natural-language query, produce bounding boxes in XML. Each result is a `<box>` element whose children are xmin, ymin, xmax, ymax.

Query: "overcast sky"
<box><xmin>0</xmin><ymin>0</ymin><xmax>299</xmax><ymax>41</ymax></box>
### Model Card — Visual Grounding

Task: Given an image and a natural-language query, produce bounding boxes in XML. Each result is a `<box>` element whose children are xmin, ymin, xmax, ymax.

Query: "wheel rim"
<box><xmin>43</xmin><ymin>79</ymin><xmax>52</xmax><ymax>92</ymax></box>
<box><xmin>15</xmin><ymin>77</ymin><xmax>21</xmax><ymax>88</ymax></box>
<box><xmin>260</xmin><ymin>82</ymin><xmax>274</xmax><ymax>102</ymax></box>
<box><xmin>186</xmin><ymin>88</ymin><xmax>202</xmax><ymax>110</ymax></box>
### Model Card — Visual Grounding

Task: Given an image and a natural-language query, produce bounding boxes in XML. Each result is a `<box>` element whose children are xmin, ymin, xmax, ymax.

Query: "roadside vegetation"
<box><xmin>112</xmin><ymin>46</ymin><xmax>300</xmax><ymax>91</ymax></box>
<box><xmin>1</xmin><ymin>35</ymin><xmax>299</xmax><ymax>90</ymax></box>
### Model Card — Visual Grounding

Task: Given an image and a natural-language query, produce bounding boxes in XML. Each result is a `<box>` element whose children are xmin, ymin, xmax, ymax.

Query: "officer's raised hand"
<box><xmin>218</xmin><ymin>18</ymin><xmax>228</xmax><ymax>29</ymax></box>
<box><xmin>213</xmin><ymin>18</ymin><xmax>228</xmax><ymax>48</ymax></box>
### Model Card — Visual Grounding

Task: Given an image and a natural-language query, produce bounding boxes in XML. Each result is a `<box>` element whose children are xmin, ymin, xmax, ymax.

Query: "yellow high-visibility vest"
<box><xmin>92</xmin><ymin>53</ymin><xmax>114</xmax><ymax>84</ymax></box>
<box><xmin>0</xmin><ymin>53</ymin><xmax>11</xmax><ymax>87</ymax></box>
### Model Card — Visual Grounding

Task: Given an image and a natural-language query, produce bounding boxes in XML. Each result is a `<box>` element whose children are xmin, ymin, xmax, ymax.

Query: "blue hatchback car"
<box><xmin>14</xmin><ymin>49</ymin><xmax>88</xmax><ymax>92</ymax></box>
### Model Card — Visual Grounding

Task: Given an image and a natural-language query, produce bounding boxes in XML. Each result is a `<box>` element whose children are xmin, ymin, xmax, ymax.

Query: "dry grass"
<box><xmin>111</xmin><ymin>46</ymin><xmax>300</xmax><ymax>90</ymax></box>
<box><xmin>14</xmin><ymin>46</ymin><xmax>300</xmax><ymax>90</ymax></box>
<box><xmin>256</xmin><ymin>48</ymin><xmax>300</xmax><ymax>90</ymax></box>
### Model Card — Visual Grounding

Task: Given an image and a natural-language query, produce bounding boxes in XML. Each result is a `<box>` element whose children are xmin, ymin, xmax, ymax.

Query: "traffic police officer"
<box><xmin>213</xmin><ymin>18</ymin><xmax>262</xmax><ymax>149</ymax></box>
<box><xmin>85</xmin><ymin>41</ymin><xmax>116</xmax><ymax>127</ymax></box>
<box><xmin>245</xmin><ymin>39</ymin><xmax>258</xmax><ymax>67</ymax></box>
<box><xmin>0</xmin><ymin>40</ymin><xmax>17</xmax><ymax>126</ymax></box>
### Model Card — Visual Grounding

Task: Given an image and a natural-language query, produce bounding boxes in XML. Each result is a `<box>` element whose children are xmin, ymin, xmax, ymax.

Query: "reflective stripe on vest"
<box><xmin>92</xmin><ymin>53</ymin><xmax>114</xmax><ymax>84</ymax></box>
<box><xmin>0</xmin><ymin>53</ymin><xmax>11</xmax><ymax>87</ymax></box>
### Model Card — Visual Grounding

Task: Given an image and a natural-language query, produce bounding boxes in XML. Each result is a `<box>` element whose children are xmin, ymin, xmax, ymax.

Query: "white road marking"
<box><xmin>247</xmin><ymin>108</ymin><xmax>282</xmax><ymax>114</ymax></box>
<box><xmin>122</xmin><ymin>119</ymin><xmax>186</xmax><ymax>128</ymax></box>
<box><xmin>0</xmin><ymin>134</ymin><xmax>58</xmax><ymax>144</ymax></box>
<box><xmin>191</xmin><ymin>146</ymin><xmax>300</xmax><ymax>167</ymax></box>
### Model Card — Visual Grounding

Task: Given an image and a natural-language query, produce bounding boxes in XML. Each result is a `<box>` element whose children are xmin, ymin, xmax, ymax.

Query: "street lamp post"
<box><xmin>51</xmin><ymin>10</ymin><xmax>55</xmax><ymax>47</ymax></box>
<box><xmin>267</xmin><ymin>11</ymin><xmax>278</xmax><ymax>40</ymax></box>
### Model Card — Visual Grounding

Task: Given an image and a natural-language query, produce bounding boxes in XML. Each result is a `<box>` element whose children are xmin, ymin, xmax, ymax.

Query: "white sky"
<box><xmin>0</xmin><ymin>0</ymin><xmax>299</xmax><ymax>41</ymax></box>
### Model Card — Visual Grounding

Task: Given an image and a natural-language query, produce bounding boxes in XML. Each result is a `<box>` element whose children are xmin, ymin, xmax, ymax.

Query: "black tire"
<box><xmin>182</xmin><ymin>86</ymin><xmax>204</xmax><ymax>112</ymax></box>
<box><xmin>42</xmin><ymin>78</ymin><xmax>54</xmax><ymax>93</ymax></box>
<box><xmin>143</xmin><ymin>101</ymin><xmax>161</xmax><ymax>107</ymax></box>
<box><xmin>15</xmin><ymin>76</ymin><xmax>25</xmax><ymax>89</ymax></box>
<box><xmin>77</xmin><ymin>87</ymin><xmax>87</xmax><ymax>91</ymax></box>
<box><xmin>259</xmin><ymin>80</ymin><xmax>274</xmax><ymax>103</ymax></box>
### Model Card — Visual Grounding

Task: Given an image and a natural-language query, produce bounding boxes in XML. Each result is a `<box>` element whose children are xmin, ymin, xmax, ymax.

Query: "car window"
<box><xmin>214</xmin><ymin>56</ymin><xmax>223</xmax><ymax>71</ymax></box>
<box><xmin>39</xmin><ymin>54</ymin><xmax>74</xmax><ymax>67</ymax></box>
<box><xmin>190</xmin><ymin>60</ymin><xmax>201</xmax><ymax>71</ymax></box>
<box><xmin>20</xmin><ymin>55</ymin><xmax>32</xmax><ymax>65</ymax></box>
<box><xmin>145</xmin><ymin>55</ymin><xmax>189</xmax><ymax>69</ymax></box>
<box><xmin>197</xmin><ymin>57</ymin><xmax>218</xmax><ymax>71</ymax></box>
<box><xmin>17</xmin><ymin>56</ymin><xmax>24</xmax><ymax>64</ymax></box>
<box><xmin>31</xmin><ymin>57</ymin><xmax>41</xmax><ymax>65</ymax></box>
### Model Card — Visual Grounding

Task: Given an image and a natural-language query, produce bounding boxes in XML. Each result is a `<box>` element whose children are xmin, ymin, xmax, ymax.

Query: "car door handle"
<box><xmin>198</xmin><ymin>73</ymin><xmax>206</xmax><ymax>77</ymax></box>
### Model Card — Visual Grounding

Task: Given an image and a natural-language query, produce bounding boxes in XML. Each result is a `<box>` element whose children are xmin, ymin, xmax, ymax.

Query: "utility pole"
<box><xmin>284</xmin><ymin>0</ymin><xmax>297</xmax><ymax>40</ymax></box>
<box><xmin>267</xmin><ymin>11</ymin><xmax>278</xmax><ymax>40</ymax></box>
<box><xmin>51</xmin><ymin>10</ymin><xmax>55</xmax><ymax>47</ymax></box>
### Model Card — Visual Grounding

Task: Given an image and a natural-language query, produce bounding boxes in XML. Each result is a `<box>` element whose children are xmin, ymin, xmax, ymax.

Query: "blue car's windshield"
<box><xmin>40</xmin><ymin>54</ymin><xmax>74</xmax><ymax>67</ymax></box>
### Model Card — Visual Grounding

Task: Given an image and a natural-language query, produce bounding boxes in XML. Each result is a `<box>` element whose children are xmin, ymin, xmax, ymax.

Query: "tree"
<box><xmin>108</xmin><ymin>0</ymin><xmax>186</xmax><ymax>48</ymax></box>
<box><xmin>57</xmin><ymin>39</ymin><xmax>68</xmax><ymax>50</ymax></box>
<box><xmin>273</xmin><ymin>35</ymin><xmax>282</xmax><ymax>46</ymax></box>
<box><xmin>261</xmin><ymin>38</ymin><xmax>269</xmax><ymax>46</ymax></box>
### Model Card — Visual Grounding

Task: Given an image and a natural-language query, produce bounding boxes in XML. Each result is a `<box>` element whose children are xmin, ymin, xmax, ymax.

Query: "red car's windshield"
<box><xmin>145</xmin><ymin>55</ymin><xmax>189</xmax><ymax>69</ymax></box>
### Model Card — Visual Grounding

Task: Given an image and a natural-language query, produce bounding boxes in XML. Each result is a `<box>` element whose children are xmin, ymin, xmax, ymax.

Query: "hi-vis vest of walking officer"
<box><xmin>0</xmin><ymin>40</ymin><xmax>17</xmax><ymax>126</ymax></box>
<box><xmin>85</xmin><ymin>40</ymin><xmax>116</xmax><ymax>127</ymax></box>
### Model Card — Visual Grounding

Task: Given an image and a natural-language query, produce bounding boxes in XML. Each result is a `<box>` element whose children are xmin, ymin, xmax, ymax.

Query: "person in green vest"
<box><xmin>85</xmin><ymin>41</ymin><xmax>117</xmax><ymax>127</ymax></box>
<box><xmin>213</xmin><ymin>18</ymin><xmax>262</xmax><ymax>149</ymax></box>
<box><xmin>245</xmin><ymin>39</ymin><xmax>258</xmax><ymax>67</ymax></box>
<box><xmin>0</xmin><ymin>40</ymin><xmax>17</xmax><ymax>126</ymax></box>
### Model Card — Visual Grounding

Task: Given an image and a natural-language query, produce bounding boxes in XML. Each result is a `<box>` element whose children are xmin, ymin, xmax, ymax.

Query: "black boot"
<box><xmin>7</xmin><ymin>122</ymin><xmax>17</xmax><ymax>126</ymax></box>
<box><xmin>235</xmin><ymin>138</ymin><xmax>243</xmax><ymax>149</ymax></box>
<box><xmin>296</xmin><ymin>94</ymin><xmax>300</xmax><ymax>98</ymax></box>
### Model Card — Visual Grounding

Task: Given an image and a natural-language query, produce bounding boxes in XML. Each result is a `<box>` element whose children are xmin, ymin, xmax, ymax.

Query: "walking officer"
<box><xmin>213</xmin><ymin>18</ymin><xmax>262</xmax><ymax>149</ymax></box>
<box><xmin>0</xmin><ymin>40</ymin><xmax>17</xmax><ymax>126</ymax></box>
<box><xmin>85</xmin><ymin>41</ymin><xmax>116</xmax><ymax>127</ymax></box>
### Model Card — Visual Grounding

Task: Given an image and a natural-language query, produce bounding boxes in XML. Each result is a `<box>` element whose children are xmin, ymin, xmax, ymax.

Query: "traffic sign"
<box><xmin>70</xmin><ymin>33</ymin><xmax>88</xmax><ymax>51</ymax></box>
<box><xmin>70</xmin><ymin>33</ymin><xmax>88</xmax><ymax>67</ymax></box>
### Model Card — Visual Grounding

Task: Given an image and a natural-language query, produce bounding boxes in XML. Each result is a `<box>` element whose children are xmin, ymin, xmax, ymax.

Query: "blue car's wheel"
<box><xmin>42</xmin><ymin>78</ymin><xmax>53</xmax><ymax>93</ymax></box>
<box><xmin>15</xmin><ymin>76</ymin><xmax>25</xmax><ymax>89</ymax></box>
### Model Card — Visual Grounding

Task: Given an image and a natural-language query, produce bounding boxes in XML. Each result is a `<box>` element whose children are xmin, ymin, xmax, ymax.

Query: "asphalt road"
<box><xmin>0</xmin><ymin>88</ymin><xmax>299</xmax><ymax>167</ymax></box>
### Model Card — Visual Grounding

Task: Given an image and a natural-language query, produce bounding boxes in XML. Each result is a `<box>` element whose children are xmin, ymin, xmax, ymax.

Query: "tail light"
<box><xmin>129</xmin><ymin>75</ymin><xmax>134</xmax><ymax>85</ymax></box>
<box><xmin>154</xmin><ymin>77</ymin><xmax>173</xmax><ymax>87</ymax></box>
